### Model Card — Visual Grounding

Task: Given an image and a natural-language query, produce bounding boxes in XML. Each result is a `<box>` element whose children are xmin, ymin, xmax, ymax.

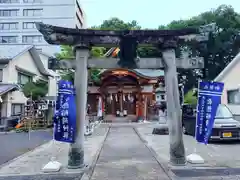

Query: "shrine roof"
<box><xmin>99</xmin><ymin>69</ymin><xmax>164</xmax><ymax>79</ymax></box>
<box><xmin>134</xmin><ymin>69</ymin><xmax>164</xmax><ymax>78</ymax></box>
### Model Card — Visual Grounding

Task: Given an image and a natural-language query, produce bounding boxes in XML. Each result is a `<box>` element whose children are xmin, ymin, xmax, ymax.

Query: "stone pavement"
<box><xmin>0</xmin><ymin>125</ymin><xmax>109</xmax><ymax>179</ymax></box>
<box><xmin>136</xmin><ymin>123</ymin><xmax>240</xmax><ymax>180</ymax></box>
<box><xmin>89</xmin><ymin>126</ymin><xmax>170</xmax><ymax>180</ymax></box>
<box><xmin>2</xmin><ymin>122</ymin><xmax>240</xmax><ymax>180</ymax></box>
<box><xmin>137</xmin><ymin>124</ymin><xmax>240</xmax><ymax>167</ymax></box>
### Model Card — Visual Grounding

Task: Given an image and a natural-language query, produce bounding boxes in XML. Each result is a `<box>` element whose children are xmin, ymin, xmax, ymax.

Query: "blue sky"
<box><xmin>81</xmin><ymin>0</ymin><xmax>240</xmax><ymax>28</ymax></box>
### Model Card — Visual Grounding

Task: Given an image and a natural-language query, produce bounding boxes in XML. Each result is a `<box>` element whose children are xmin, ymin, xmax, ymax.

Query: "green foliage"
<box><xmin>23</xmin><ymin>80</ymin><xmax>48</xmax><ymax>100</ymax></box>
<box><xmin>98</xmin><ymin>18</ymin><xmax>141</xmax><ymax>30</ymax></box>
<box><xmin>184</xmin><ymin>89</ymin><xmax>198</xmax><ymax>105</ymax></box>
<box><xmin>161</xmin><ymin>5</ymin><xmax>240</xmax><ymax>92</ymax></box>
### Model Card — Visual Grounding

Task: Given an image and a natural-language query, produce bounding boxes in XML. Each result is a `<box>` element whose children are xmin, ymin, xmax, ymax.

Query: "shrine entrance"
<box><xmin>97</xmin><ymin>68</ymin><xmax>162</xmax><ymax>122</ymax></box>
<box><xmin>36</xmin><ymin>21</ymin><xmax>210</xmax><ymax>166</ymax></box>
<box><xmin>104</xmin><ymin>89</ymin><xmax>137</xmax><ymax>116</ymax></box>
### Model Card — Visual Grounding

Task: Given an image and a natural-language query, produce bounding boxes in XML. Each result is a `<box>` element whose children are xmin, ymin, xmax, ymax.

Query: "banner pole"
<box><xmin>194</xmin><ymin>79</ymin><xmax>201</xmax><ymax>153</ymax></box>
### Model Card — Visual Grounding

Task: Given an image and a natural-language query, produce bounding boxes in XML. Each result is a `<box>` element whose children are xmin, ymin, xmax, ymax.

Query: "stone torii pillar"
<box><xmin>160</xmin><ymin>40</ymin><xmax>186</xmax><ymax>164</ymax></box>
<box><xmin>68</xmin><ymin>45</ymin><xmax>90</xmax><ymax>168</ymax></box>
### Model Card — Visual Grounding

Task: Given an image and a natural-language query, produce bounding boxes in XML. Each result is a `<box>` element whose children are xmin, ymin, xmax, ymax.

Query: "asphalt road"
<box><xmin>0</xmin><ymin>130</ymin><xmax>52</xmax><ymax>166</ymax></box>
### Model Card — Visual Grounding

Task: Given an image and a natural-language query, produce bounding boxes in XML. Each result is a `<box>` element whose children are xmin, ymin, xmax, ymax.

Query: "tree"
<box><xmin>99</xmin><ymin>18</ymin><xmax>141</xmax><ymax>30</ymax></box>
<box><xmin>159</xmin><ymin>5</ymin><xmax>240</xmax><ymax>92</ymax></box>
<box><xmin>55</xmin><ymin>44</ymin><xmax>107</xmax><ymax>83</ymax></box>
<box><xmin>23</xmin><ymin>80</ymin><xmax>48</xmax><ymax>100</ymax></box>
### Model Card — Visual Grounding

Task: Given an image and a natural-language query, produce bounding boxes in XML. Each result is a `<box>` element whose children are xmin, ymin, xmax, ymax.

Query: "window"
<box><xmin>23</xmin><ymin>9</ymin><xmax>42</xmax><ymax>16</ymax></box>
<box><xmin>17</xmin><ymin>72</ymin><xmax>32</xmax><ymax>85</ymax></box>
<box><xmin>0</xmin><ymin>0</ymin><xmax>19</xmax><ymax>3</ymax></box>
<box><xmin>22</xmin><ymin>35</ymin><xmax>42</xmax><ymax>43</ymax></box>
<box><xmin>0</xmin><ymin>9</ymin><xmax>19</xmax><ymax>16</ymax></box>
<box><xmin>0</xmin><ymin>22</ymin><xmax>18</xmax><ymax>30</ymax></box>
<box><xmin>0</xmin><ymin>36</ymin><xmax>17</xmax><ymax>43</ymax></box>
<box><xmin>11</xmin><ymin>104</ymin><xmax>24</xmax><ymax>116</ymax></box>
<box><xmin>227</xmin><ymin>89</ymin><xmax>240</xmax><ymax>104</ymax></box>
<box><xmin>23</xmin><ymin>0</ymin><xmax>42</xmax><ymax>2</ymax></box>
<box><xmin>215</xmin><ymin>104</ymin><xmax>233</xmax><ymax>118</ymax></box>
<box><xmin>23</xmin><ymin>22</ymin><xmax>36</xmax><ymax>29</ymax></box>
<box><xmin>0</xmin><ymin>69</ymin><xmax>2</xmax><ymax>82</ymax></box>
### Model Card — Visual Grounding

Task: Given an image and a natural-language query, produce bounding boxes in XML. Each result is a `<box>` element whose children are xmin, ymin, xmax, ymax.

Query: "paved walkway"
<box><xmin>0</xmin><ymin>130</ymin><xmax>52</xmax><ymax>165</ymax></box>
<box><xmin>90</xmin><ymin>126</ymin><xmax>170</xmax><ymax>180</ymax></box>
<box><xmin>0</xmin><ymin>126</ymin><xmax>109</xmax><ymax>177</ymax></box>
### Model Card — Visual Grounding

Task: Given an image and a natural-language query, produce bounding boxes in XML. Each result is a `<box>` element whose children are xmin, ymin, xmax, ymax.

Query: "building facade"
<box><xmin>0</xmin><ymin>45</ymin><xmax>59</xmax><ymax>125</ymax></box>
<box><xmin>214</xmin><ymin>52</ymin><xmax>240</xmax><ymax>121</ymax></box>
<box><xmin>214</xmin><ymin>52</ymin><xmax>240</xmax><ymax>105</ymax></box>
<box><xmin>0</xmin><ymin>0</ymin><xmax>86</xmax><ymax>55</ymax></box>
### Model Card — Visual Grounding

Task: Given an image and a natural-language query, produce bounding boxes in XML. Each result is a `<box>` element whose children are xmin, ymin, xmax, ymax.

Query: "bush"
<box><xmin>184</xmin><ymin>89</ymin><xmax>197</xmax><ymax>105</ymax></box>
<box><xmin>23</xmin><ymin>80</ymin><xmax>48</xmax><ymax>100</ymax></box>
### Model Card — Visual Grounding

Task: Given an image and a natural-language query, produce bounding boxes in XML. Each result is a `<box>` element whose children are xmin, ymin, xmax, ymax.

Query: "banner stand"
<box><xmin>186</xmin><ymin>80</ymin><xmax>205</xmax><ymax>164</ymax></box>
<box><xmin>42</xmin><ymin>96</ymin><xmax>62</xmax><ymax>172</ymax></box>
<box><xmin>187</xmin><ymin>80</ymin><xmax>224</xmax><ymax>164</ymax></box>
<box><xmin>42</xmin><ymin>131</ymin><xmax>62</xmax><ymax>172</ymax></box>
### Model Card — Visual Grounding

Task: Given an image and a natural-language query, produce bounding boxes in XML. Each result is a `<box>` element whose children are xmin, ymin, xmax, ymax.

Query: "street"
<box><xmin>0</xmin><ymin>130</ymin><xmax>52</xmax><ymax>166</ymax></box>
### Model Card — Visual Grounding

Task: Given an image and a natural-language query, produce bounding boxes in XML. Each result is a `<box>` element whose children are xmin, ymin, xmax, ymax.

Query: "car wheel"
<box><xmin>182</xmin><ymin>125</ymin><xmax>187</xmax><ymax>134</ymax></box>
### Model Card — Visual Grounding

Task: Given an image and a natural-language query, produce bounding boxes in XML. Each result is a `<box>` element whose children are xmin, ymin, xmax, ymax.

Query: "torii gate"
<box><xmin>36</xmin><ymin>22</ymin><xmax>214</xmax><ymax>168</ymax></box>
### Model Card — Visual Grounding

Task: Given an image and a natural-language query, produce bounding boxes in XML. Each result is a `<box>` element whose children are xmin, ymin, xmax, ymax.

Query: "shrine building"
<box><xmin>87</xmin><ymin>47</ymin><xmax>165</xmax><ymax>122</ymax></box>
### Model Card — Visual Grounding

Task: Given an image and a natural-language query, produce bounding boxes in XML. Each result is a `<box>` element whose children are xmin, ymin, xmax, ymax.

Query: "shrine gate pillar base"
<box><xmin>161</xmin><ymin>41</ymin><xmax>186</xmax><ymax>165</ymax></box>
<box><xmin>68</xmin><ymin>45</ymin><xmax>89</xmax><ymax>169</ymax></box>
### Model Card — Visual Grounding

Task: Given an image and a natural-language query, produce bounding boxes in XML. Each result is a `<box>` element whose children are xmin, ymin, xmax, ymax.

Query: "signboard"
<box><xmin>53</xmin><ymin>80</ymin><xmax>76</xmax><ymax>143</ymax></box>
<box><xmin>195</xmin><ymin>81</ymin><xmax>224</xmax><ymax>144</ymax></box>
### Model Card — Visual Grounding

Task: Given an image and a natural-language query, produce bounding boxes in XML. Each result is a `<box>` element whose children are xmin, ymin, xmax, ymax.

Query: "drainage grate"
<box><xmin>172</xmin><ymin>168</ymin><xmax>240</xmax><ymax>177</ymax></box>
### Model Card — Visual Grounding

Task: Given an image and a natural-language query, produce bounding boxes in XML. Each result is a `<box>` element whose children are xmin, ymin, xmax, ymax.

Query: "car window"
<box><xmin>215</xmin><ymin>105</ymin><xmax>233</xmax><ymax>118</ymax></box>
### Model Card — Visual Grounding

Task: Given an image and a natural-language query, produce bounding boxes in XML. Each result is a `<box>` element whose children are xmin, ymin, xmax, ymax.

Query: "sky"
<box><xmin>81</xmin><ymin>0</ymin><xmax>240</xmax><ymax>29</ymax></box>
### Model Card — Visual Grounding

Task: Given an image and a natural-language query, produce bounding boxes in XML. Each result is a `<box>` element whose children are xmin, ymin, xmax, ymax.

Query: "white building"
<box><xmin>0</xmin><ymin>45</ymin><xmax>60</xmax><ymax>123</ymax></box>
<box><xmin>214</xmin><ymin>52</ymin><xmax>240</xmax><ymax>121</ymax></box>
<box><xmin>0</xmin><ymin>0</ymin><xmax>86</xmax><ymax>55</ymax></box>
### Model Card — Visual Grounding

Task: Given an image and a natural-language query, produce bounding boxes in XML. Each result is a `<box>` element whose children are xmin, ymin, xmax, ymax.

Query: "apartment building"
<box><xmin>0</xmin><ymin>0</ymin><xmax>86</xmax><ymax>55</ymax></box>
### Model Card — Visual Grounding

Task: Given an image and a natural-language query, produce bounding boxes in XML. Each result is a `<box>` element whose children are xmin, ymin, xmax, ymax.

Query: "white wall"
<box><xmin>1</xmin><ymin>50</ymin><xmax>47</xmax><ymax>117</ymax></box>
<box><xmin>219</xmin><ymin>60</ymin><xmax>240</xmax><ymax>104</ymax></box>
<box><xmin>2</xmin><ymin>50</ymin><xmax>46</xmax><ymax>83</ymax></box>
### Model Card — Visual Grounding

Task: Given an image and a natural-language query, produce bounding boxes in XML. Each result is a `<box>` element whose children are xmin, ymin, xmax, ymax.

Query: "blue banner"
<box><xmin>53</xmin><ymin>80</ymin><xmax>76</xmax><ymax>143</ymax></box>
<box><xmin>195</xmin><ymin>81</ymin><xmax>224</xmax><ymax>144</ymax></box>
